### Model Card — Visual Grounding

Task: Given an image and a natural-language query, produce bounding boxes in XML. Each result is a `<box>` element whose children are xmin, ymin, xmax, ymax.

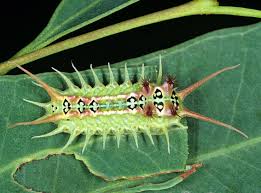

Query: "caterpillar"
<box><xmin>11</xmin><ymin>56</ymin><xmax>248</xmax><ymax>156</ymax></box>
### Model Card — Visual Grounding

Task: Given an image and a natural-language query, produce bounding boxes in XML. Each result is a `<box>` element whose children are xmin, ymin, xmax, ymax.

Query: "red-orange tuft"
<box><xmin>142</xmin><ymin>79</ymin><xmax>150</xmax><ymax>94</ymax></box>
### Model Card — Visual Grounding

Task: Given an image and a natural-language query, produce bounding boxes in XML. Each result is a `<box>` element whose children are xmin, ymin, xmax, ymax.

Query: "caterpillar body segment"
<box><xmin>13</xmin><ymin>58</ymin><xmax>247</xmax><ymax>154</ymax></box>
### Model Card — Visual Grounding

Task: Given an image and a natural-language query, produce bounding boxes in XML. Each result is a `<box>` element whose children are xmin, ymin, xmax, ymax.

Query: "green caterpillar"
<box><xmin>12</xmin><ymin>57</ymin><xmax>247</xmax><ymax>155</ymax></box>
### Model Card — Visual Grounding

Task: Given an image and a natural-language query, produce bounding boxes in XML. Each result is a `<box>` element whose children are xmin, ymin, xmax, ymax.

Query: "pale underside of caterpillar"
<box><xmin>12</xmin><ymin>57</ymin><xmax>248</xmax><ymax>154</ymax></box>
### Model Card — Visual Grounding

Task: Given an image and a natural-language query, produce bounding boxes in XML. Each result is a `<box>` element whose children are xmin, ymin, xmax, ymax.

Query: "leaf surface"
<box><xmin>0</xmin><ymin>22</ymin><xmax>260</xmax><ymax>193</ymax></box>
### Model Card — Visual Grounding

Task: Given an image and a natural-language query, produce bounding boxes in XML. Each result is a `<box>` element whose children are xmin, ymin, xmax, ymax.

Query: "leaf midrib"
<box><xmin>31</xmin><ymin>0</ymin><xmax>139</xmax><ymax>51</ymax></box>
<box><xmin>188</xmin><ymin>136</ymin><xmax>261</xmax><ymax>163</ymax></box>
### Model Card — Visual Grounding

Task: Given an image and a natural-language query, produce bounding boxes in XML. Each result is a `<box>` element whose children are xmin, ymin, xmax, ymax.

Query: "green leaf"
<box><xmin>14</xmin><ymin>0</ymin><xmax>139</xmax><ymax>57</ymax></box>
<box><xmin>0</xmin><ymin>22</ymin><xmax>260</xmax><ymax>192</ymax></box>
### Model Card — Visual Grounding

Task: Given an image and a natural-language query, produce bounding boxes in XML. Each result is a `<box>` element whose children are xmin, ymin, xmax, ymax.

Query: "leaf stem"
<box><xmin>0</xmin><ymin>0</ymin><xmax>260</xmax><ymax>74</ymax></box>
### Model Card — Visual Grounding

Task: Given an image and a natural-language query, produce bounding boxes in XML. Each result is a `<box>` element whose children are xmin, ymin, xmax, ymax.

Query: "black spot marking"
<box><xmin>77</xmin><ymin>99</ymin><xmax>85</xmax><ymax>113</ymax></box>
<box><xmin>171</xmin><ymin>90</ymin><xmax>177</xmax><ymax>99</ymax></box>
<box><xmin>152</xmin><ymin>88</ymin><xmax>164</xmax><ymax>112</ymax></box>
<box><xmin>154</xmin><ymin>101</ymin><xmax>164</xmax><ymax>112</ymax></box>
<box><xmin>63</xmin><ymin>99</ymin><xmax>71</xmax><ymax>114</ymax></box>
<box><xmin>171</xmin><ymin>90</ymin><xmax>179</xmax><ymax>110</ymax></box>
<box><xmin>153</xmin><ymin>89</ymin><xmax>163</xmax><ymax>99</ymax></box>
<box><xmin>139</xmin><ymin>95</ymin><xmax>146</xmax><ymax>109</ymax></box>
<box><xmin>51</xmin><ymin>104</ymin><xmax>58</xmax><ymax>113</ymax></box>
<box><xmin>156</xmin><ymin>102</ymin><xmax>164</xmax><ymax>112</ymax></box>
<box><xmin>89</xmin><ymin>100</ymin><xmax>99</xmax><ymax>113</ymax></box>
<box><xmin>127</xmin><ymin>96</ymin><xmax>137</xmax><ymax>110</ymax></box>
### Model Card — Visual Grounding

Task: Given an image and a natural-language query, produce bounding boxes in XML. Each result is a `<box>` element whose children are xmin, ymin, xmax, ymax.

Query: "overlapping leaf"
<box><xmin>15</xmin><ymin>0</ymin><xmax>139</xmax><ymax>57</ymax></box>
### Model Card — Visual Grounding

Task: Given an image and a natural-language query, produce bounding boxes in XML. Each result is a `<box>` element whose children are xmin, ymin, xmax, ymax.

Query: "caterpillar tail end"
<box><xmin>178</xmin><ymin>64</ymin><xmax>241</xmax><ymax>100</ymax></box>
<box><xmin>181</xmin><ymin>108</ymin><xmax>248</xmax><ymax>139</ymax></box>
